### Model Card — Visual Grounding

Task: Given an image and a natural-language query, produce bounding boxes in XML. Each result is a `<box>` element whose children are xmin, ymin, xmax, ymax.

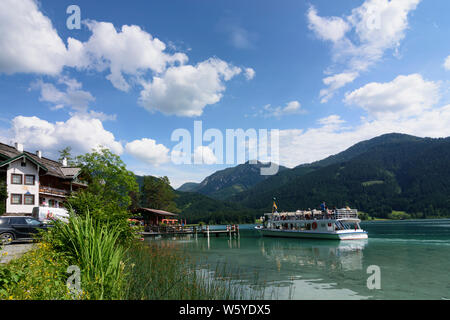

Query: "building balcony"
<box><xmin>39</xmin><ymin>185</ymin><xmax>69</xmax><ymax>197</ymax></box>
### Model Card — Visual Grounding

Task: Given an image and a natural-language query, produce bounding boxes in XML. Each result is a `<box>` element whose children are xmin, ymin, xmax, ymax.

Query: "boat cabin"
<box><xmin>264</xmin><ymin>208</ymin><xmax>361</xmax><ymax>232</ymax></box>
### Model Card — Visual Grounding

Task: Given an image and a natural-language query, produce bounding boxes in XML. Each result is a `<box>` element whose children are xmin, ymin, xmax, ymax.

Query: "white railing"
<box><xmin>266</xmin><ymin>209</ymin><xmax>359</xmax><ymax>221</ymax></box>
<box><xmin>335</xmin><ymin>209</ymin><xmax>358</xmax><ymax>219</ymax></box>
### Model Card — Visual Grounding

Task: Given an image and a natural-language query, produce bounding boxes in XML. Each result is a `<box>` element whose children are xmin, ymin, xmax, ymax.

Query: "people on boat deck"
<box><xmin>320</xmin><ymin>202</ymin><xmax>326</xmax><ymax>212</ymax></box>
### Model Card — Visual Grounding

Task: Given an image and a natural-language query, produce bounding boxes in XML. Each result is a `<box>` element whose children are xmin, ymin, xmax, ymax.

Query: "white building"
<box><xmin>0</xmin><ymin>142</ymin><xmax>86</xmax><ymax>216</ymax></box>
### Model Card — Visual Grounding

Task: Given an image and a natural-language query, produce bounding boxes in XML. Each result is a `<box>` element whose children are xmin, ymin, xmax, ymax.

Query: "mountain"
<box><xmin>175</xmin><ymin>191</ymin><xmax>258</xmax><ymax>224</ymax></box>
<box><xmin>177</xmin><ymin>161</ymin><xmax>288</xmax><ymax>200</ymax></box>
<box><xmin>231</xmin><ymin>133</ymin><xmax>423</xmax><ymax>206</ymax></box>
<box><xmin>139</xmin><ymin>133</ymin><xmax>450</xmax><ymax>221</ymax></box>
<box><xmin>134</xmin><ymin>174</ymin><xmax>257</xmax><ymax>224</ymax></box>
<box><xmin>177</xmin><ymin>182</ymin><xmax>200</xmax><ymax>192</ymax></box>
<box><xmin>232</xmin><ymin>134</ymin><xmax>450</xmax><ymax>218</ymax></box>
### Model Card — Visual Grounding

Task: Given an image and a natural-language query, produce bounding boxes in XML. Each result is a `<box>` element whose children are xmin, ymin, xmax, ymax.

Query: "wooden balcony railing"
<box><xmin>39</xmin><ymin>185</ymin><xmax>69</xmax><ymax>197</ymax></box>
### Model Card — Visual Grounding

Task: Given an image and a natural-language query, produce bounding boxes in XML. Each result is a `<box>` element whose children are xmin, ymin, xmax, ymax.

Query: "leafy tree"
<box><xmin>75</xmin><ymin>147</ymin><xmax>138</xmax><ymax>209</ymax></box>
<box><xmin>58</xmin><ymin>146</ymin><xmax>76</xmax><ymax>166</ymax></box>
<box><xmin>140</xmin><ymin>176</ymin><xmax>179</xmax><ymax>213</ymax></box>
<box><xmin>67</xmin><ymin>147</ymin><xmax>139</xmax><ymax>242</ymax></box>
<box><xmin>175</xmin><ymin>191</ymin><xmax>258</xmax><ymax>224</ymax></box>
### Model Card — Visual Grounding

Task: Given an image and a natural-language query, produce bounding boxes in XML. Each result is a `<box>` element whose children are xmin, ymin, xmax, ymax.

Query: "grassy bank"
<box><xmin>0</xmin><ymin>214</ymin><xmax>245</xmax><ymax>300</ymax></box>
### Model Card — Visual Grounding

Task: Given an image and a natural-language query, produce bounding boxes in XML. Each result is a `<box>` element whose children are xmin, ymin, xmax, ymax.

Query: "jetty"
<box><xmin>141</xmin><ymin>225</ymin><xmax>240</xmax><ymax>238</ymax></box>
<box><xmin>131</xmin><ymin>207</ymin><xmax>240</xmax><ymax>238</ymax></box>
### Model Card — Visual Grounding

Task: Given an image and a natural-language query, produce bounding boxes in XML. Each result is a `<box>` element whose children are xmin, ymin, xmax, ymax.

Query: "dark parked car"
<box><xmin>0</xmin><ymin>216</ymin><xmax>49</xmax><ymax>244</ymax></box>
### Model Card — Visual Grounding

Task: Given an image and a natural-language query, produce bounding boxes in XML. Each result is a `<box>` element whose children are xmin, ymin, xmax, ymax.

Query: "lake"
<box><xmin>145</xmin><ymin>219</ymin><xmax>450</xmax><ymax>300</ymax></box>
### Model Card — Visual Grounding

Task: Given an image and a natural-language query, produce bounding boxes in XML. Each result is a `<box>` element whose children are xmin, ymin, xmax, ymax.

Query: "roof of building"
<box><xmin>0</xmin><ymin>142</ymin><xmax>81</xmax><ymax>179</ymax></box>
<box><xmin>60</xmin><ymin>167</ymin><xmax>81</xmax><ymax>177</ymax></box>
<box><xmin>132</xmin><ymin>208</ymin><xmax>179</xmax><ymax>217</ymax></box>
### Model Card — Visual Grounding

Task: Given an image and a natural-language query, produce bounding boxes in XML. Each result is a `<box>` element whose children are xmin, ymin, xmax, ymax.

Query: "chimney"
<box><xmin>14</xmin><ymin>142</ymin><xmax>24</xmax><ymax>152</ymax></box>
<box><xmin>36</xmin><ymin>150</ymin><xmax>42</xmax><ymax>158</ymax></box>
<box><xmin>62</xmin><ymin>157</ymin><xmax>68</xmax><ymax>167</ymax></box>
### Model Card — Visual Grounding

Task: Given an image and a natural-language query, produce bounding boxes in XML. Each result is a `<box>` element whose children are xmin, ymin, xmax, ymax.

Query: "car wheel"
<box><xmin>0</xmin><ymin>232</ymin><xmax>14</xmax><ymax>245</ymax></box>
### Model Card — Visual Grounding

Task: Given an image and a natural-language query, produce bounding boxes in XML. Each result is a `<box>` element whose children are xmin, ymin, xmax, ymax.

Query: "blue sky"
<box><xmin>0</xmin><ymin>0</ymin><xmax>449</xmax><ymax>187</ymax></box>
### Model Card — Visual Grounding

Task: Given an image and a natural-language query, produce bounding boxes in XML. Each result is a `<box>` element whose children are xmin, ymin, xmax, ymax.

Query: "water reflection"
<box><xmin>260</xmin><ymin>238</ymin><xmax>367</xmax><ymax>272</ymax></box>
<box><xmin>143</xmin><ymin>221</ymin><xmax>450</xmax><ymax>299</ymax></box>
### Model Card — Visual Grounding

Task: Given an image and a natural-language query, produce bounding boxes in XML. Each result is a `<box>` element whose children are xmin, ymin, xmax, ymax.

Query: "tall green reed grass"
<box><xmin>44</xmin><ymin>212</ymin><xmax>127</xmax><ymax>299</ymax></box>
<box><xmin>123</xmin><ymin>243</ymin><xmax>254</xmax><ymax>300</ymax></box>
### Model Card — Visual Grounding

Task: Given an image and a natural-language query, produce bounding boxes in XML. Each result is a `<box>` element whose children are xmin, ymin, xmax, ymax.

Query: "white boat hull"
<box><xmin>260</xmin><ymin>229</ymin><xmax>368</xmax><ymax>240</ymax></box>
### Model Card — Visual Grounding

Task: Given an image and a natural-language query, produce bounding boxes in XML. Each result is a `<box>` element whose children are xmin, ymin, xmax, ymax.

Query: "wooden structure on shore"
<box><xmin>131</xmin><ymin>207</ymin><xmax>239</xmax><ymax>238</ymax></box>
<box><xmin>132</xmin><ymin>207</ymin><xmax>179</xmax><ymax>227</ymax></box>
<box><xmin>141</xmin><ymin>224</ymin><xmax>239</xmax><ymax>238</ymax></box>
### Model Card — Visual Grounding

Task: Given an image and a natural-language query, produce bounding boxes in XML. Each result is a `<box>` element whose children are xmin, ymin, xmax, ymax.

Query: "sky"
<box><xmin>0</xmin><ymin>0</ymin><xmax>449</xmax><ymax>188</ymax></box>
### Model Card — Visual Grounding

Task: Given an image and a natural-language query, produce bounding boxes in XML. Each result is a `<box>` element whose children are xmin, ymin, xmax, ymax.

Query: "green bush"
<box><xmin>66</xmin><ymin>192</ymin><xmax>136</xmax><ymax>244</ymax></box>
<box><xmin>388</xmin><ymin>211</ymin><xmax>412</xmax><ymax>220</ymax></box>
<box><xmin>0</xmin><ymin>243</ymin><xmax>73</xmax><ymax>300</ymax></box>
<box><xmin>358</xmin><ymin>211</ymin><xmax>370</xmax><ymax>221</ymax></box>
<box><xmin>43</xmin><ymin>213</ymin><xmax>127</xmax><ymax>299</ymax></box>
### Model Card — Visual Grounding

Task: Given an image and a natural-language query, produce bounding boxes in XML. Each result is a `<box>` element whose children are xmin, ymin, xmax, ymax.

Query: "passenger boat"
<box><xmin>259</xmin><ymin>208</ymin><xmax>368</xmax><ymax>240</ymax></box>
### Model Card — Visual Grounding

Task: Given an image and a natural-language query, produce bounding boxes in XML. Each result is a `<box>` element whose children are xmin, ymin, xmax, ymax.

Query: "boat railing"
<box><xmin>267</xmin><ymin>209</ymin><xmax>358</xmax><ymax>221</ymax></box>
<box><xmin>335</xmin><ymin>209</ymin><xmax>358</xmax><ymax>219</ymax></box>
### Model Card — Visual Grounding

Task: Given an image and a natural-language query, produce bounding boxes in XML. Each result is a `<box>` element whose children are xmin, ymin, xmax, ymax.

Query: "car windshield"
<box><xmin>25</xmin><ymin>218</ymin><xmax>41</xmax><ymax>226</ymax></box>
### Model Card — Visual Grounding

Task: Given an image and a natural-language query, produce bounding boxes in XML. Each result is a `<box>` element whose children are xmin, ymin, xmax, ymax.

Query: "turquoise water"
<box><xmin>146</xmin><ymin>219</ymin><xmax>450</xmax><ymax>300</ymax></box>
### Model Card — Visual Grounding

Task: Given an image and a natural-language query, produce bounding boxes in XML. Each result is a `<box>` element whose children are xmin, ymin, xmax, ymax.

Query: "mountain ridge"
<box><xmin>233</xmin><ymin>134</ymin><xmax>450</xmax><ymax>218</ymax></box>
<box><xmin>177</xmin><ymin>161</ymin><xmax>288</xmax><ymax>200</ymax></box>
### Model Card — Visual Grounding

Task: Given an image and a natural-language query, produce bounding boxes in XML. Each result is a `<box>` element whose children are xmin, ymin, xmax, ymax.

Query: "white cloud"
<box><xmin>307</xmin><ymin>7</ymin><xmax>350</xmax><ymax>43</ymax></box>
<box><xmin>7</xmin><ymin>114</ymin><xmax>123</xmax><ymax>157</ymax></box>
<box><xmin>216</xmin><ymin>20</ymin><xmax>257</xmax><ymax>50</ymax></box>
<box><xmin>139</xmin><ymin>58</ymin><xmax>242</xmax><ymax>117</ymax></box>
<box><xmin>344</xmin><ymin>74</ymin><xmax>440</xmax><ymax>119</ymax></box>
<box><xmin>67</xmin><ymin>21</ymin><xmax>188</xmax><ymax>91</ymax></box>
<box><xmin>83</xmin><ymin>110</ymin><xmax>117</xmax><ymax>122</ymax></box>
<box><xmin>318</xmin><ymin>115</ymin><xmax>346</xmax><ymax>126</ymax></box>
<box><xmin>273</xmin><ymin>74</ymin><xmax>447</xmax><ymax>168</ymax></box>
<box><xmin>283</xmin><ymin>101</ymin><xmax>301</xmax><ymax>113</ymax></box>
<box><xmin>320</xmin><ymin>72</ymin><xmax>359</xmax><ymax>103</ymax></box>
<box><xmin>125</xmin><ymin>138</ymin><xmax>170</xmax><ymax>166</ymax></box>
<box><xmin>255</xmin><ymin>100</ymin><xmax>303</xmax><ymax>118</ymax></box>
<box><xmin>244</xmin><ymin>68</ymin><xmax>255</xmax><ymax>80</ymax></box>
<box><xmin>277</xmin><ymin>103</ymin><xmax>450</xmax><ymax>168</ymax></box>
<box><xmin>444</xmin><ymin>55</ymin><xmax>450</xmax><ymax>70</ymax></box>
<box><xmin>0</xmin><ymin>2</ymin><xmax>254</xmax><ymax>117</ymax></box>
<box><xmin>229</xmin><ymin>26</ymin><xmax>254</xmax><ymax>49</ymax></box>
<box><xmin>193</xmin><ymin>146</ymin><xmax>218</xmax><ymax>165</ymax></box>
<box><xmin>32</xmin><ymin>77</ymin><xmax>95</xmax><ymax>112</ymax></box>
<box><xmin>0</xmin><ymin>0</ymin><xmax>67</xmax><ymax>75</ymax></box>
<box><xmin>308</xmin><ymin>0</ymin><xmax>421</xmax><ymax>102</ymax></box>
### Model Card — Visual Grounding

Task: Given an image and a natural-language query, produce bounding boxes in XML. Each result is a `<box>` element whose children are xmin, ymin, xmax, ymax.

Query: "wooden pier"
<box><xmin>141</xmin><ymin>225</ymin><xmax>239</xmax><ymax>238</ymax></box>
